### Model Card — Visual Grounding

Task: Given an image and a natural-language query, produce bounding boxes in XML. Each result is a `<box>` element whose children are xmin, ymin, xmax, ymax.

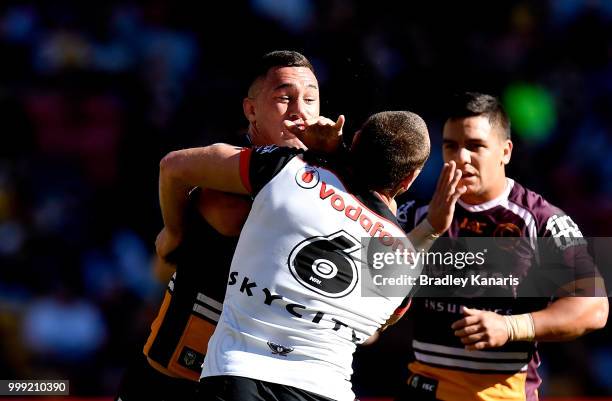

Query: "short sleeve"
<box><xmin>247</xmin><ymin>145</ymin><xmax>304</xmax><ymax>196</ymax></box>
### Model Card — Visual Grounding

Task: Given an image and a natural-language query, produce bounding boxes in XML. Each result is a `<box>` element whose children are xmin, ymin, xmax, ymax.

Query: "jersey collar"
<box><xmin>457</xmin><ymin>178</ymin><xmax>515</xmax><ymax>212</ymax></box>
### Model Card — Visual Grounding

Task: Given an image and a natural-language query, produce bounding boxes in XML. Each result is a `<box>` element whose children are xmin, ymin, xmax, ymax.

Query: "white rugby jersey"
<box><xmin>201</xmin><ymin>146</ymin><xmax>413</xmax><ymax>401</ymax></box>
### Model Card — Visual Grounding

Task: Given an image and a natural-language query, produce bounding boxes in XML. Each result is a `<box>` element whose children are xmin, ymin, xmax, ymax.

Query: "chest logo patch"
<box><xmin>295</xmin><ymin>165</ymin><xmax>320</xmax><ymax>189</ymax></box>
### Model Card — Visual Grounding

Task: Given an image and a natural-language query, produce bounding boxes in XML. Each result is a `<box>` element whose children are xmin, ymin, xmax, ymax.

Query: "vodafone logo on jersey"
<box><xmin>295</xmin><ymin>166</ymin><xmax>320</xmax><ymax>189</ymax></box>
<box><xmin>317</xmin><ymin>181</ymin><xmax>407</xmax><ymax>250</ymax></box>
<box><xmin>294</xmin><ymin>163</ymin><xmax>408</xmax><ymax>251</ymax></box>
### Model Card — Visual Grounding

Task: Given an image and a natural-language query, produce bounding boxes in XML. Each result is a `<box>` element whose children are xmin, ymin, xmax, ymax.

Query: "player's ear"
<box><xmin>350</xmin><ymin>130</ymin><xmax>361</xmax><ymax>150</ymax></box>
<box><xmin>243</xmin><ymin>97</ymin><xmax>256</xmax><ymax>123</ymax></box>
<box><xmin>402</xmin><ymin>168</ymin><xmax>422</xmax><ymax>191</ymax></box>
<box><xmin>502</xmin><ymin>139</ymin><xmax>513</xmax><ymax>165</ymax></box>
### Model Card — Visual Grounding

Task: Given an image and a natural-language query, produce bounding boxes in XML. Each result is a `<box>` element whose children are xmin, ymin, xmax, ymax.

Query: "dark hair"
<box><xmin>351</xmin><ymin>111</ymin><xmax>430</xmax><ymax>193</ymax></box>
<box><xmin>248</xmin><ymin>50</ymin><xmax>314</xmax><ymax>95</ymax></box>
<box><xmin>446</xmin><ymin>92</ymin><xmax>511</xmax><ymax>139</ymax></box>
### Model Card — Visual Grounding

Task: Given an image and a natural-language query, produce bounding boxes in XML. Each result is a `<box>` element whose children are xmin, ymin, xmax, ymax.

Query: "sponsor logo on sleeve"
<box><xmin>546</xmin><ymin>214</ymin><xmax>587</xmax><ymax>250</ymax></box>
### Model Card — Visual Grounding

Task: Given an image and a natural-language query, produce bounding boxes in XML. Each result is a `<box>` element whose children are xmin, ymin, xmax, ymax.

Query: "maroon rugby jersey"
<box><xmin>395</xmin><ymin>178</ymin><xmax>596</xmax><ymax>401</ymax></box>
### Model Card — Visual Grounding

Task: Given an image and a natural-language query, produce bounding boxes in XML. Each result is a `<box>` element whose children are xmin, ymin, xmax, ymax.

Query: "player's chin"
<box><xmin>459</xmin><ymin>175</ymin><xmax>477</xmax><ymax>187</ymax></box>
<box><xmin>459</xmin><ymin>181</ymin><xmax>477</xmax><ymax>195</ymax></box>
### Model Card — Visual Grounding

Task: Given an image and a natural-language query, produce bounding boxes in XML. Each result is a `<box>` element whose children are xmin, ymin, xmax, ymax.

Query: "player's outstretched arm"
<box><xmin>158</xmin><ymin>144</ymin><xmax>248</xmax><ymax>241</ymax></box>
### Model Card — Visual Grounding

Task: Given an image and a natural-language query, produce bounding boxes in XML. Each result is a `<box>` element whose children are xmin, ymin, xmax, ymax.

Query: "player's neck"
<box><xmin>374</xmin><ymin>192</ymin><xmax>397</xmax><ymax>214</ymax></box>
<box><xmin>247</xmin><ymin>124</ymin><xmax>268</xmax><ymax>146</ymax></box>
<box><xmin>247</xmin><ymin>127</ymin><xmax>261</xmax><ymax>146</ymax></box>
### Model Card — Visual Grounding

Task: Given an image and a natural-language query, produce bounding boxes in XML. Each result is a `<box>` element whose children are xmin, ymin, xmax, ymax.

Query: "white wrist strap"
<box><xmin>503</xmin><ymin>313</ymin><xmax>535</xmax><ymax>342</ymax></box>
<box><xmin>407</xmin><ymin>218</ymin><xmax>440</xmax><ymax>253</ymax></box>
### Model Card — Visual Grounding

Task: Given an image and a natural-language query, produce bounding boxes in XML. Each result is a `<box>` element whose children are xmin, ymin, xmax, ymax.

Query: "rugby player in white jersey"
<box><xmin>158</xmin><ymin>110</ymin><xmax>466</xmax><ymax>401</ymax></box>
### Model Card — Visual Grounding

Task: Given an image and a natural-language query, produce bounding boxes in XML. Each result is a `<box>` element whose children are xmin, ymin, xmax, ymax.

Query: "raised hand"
<box><xmin>427</xmin><ymin>160</ymin><xmax>467</xmax><ymax>235</ymax></box>
<box><xmin>283</xmin><ymin>115</ymin><xmax>345</xmax><ymax>154</ymax></box>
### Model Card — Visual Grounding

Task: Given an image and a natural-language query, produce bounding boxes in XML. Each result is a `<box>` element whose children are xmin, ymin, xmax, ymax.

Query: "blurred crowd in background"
<box><xmin>0</xmin><ymin>0</ymin><xmax>610</xmax><ymax>397</ymax></box>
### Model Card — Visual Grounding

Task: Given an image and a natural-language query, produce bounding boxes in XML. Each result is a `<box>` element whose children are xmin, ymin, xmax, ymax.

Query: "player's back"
<box><xmin>203</xmin><ymin>146</ymin><xmax>411</xmax><ymax>401</ymax></box>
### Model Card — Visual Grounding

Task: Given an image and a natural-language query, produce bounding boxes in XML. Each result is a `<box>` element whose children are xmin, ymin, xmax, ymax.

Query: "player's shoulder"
<box><xmin>248</xmin><ymin>145</ymin><xmax>319</xmax><ymax>197</ymax></box>
<box><xmin>508</xmin><ymin>179</ymin><xmax>561</xmax><ymax>217</ymax></box>
<box><xmin>508</xmin><ymin>179</ymin><xmax>581</xmax><ymax>235</ymax></box>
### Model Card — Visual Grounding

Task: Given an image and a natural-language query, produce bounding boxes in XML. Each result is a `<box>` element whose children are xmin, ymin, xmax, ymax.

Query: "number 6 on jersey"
<box><xmin>288</xmin><ymin>230</ymin><xmax>361</xmax><ymax>298</ymax></box>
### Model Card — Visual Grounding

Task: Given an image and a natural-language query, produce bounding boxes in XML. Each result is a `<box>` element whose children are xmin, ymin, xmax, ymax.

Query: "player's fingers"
<box><xmin>444</xmin><ymin>161</ymin><xmax>457</xmax><ymax>188</ymax></box>
<box><xmin>434</xmin><ymin>163</ymin><xmax>450</xmax><ymax>196</ymax></box>
<box><xmin>451</xmin><ymin>185</ymin><xmax>468</xmax><ymax>202</ymax></box>
<box><xmin>450</xmin><ymin>167</ymin><xmax>462</xmax><ymax>190</ymax></box>
<box><xmin>283</xmin><ymin>120</ymin><xmax>295</xmax><ymax>131</ymax></box>
<box><xmin>454</xmin><ymin>323</ymin><xmax>482</xmax><ymax>337</ymax></box>
<box><xmin>446</xmin><ymin>169</ymin><xmax>463</xmax><ymax>202</ymax></box>
<box><xmin>450</xmin><ymin>315</ymin><xmax>481</xmax><ymax>330</ymax></box>
<box><xmin>334</xmin><ymin>114</ymin><xmax>345</xmax><ymax>131</ymax></box>
<box><xmin>304</xmin><ymin>117</ymin><xmax>324</xmax><ymax>127</ymax></box>
<box><xmin>462</xmin><ymin>307</ymin><xmax>483</xmax><ymax>316</ymax></box>
<box><xmin>320</xmin><ymin>117</ymin><xmax>336</xmax><ymax>126</ymax></box>
<box><xmin>283</xmin><ymin>119</ymin><xmax>305</xmax><ymax>135</ymax></box>
<box><xmin>465</xmin><ymin>341</ymin><xmax>489</xmax><ymax>351</ymax></box>
<box><xmin>459</xmin><ymin>332</ymin><xmax>486</xmax><ymax>345</ymax></box>
<box><xmin>441</xmin><ymin>161</ymin><xmax>457</xmax><ymax>192</ymax></box>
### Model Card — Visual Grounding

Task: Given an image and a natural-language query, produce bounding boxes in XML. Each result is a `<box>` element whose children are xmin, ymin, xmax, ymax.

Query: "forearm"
<box><xmin>453</xmin><ymin>295</ymin><xmax>608</xmax><ymax>349</ymax></box>
<box><xmin>407</xmin><ymin>218</ymin><xmax>439</xmax><ymax>253</ymax></box>
<box><xmin>153</xmin><ymin>254</ymin><xmax>176</xmax><ymax>284</ymax></box>
<box><xmin>531</xmin><ymin>296</ymin><xmax>608</xmax><ymax>342</ymax></box>
<box><xmin>159</xmin><ymin>156</ymin><xmax>193</xmax><ymax>236</ymax></box>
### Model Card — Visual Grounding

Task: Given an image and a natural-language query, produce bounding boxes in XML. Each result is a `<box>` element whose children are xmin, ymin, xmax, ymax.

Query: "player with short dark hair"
<box><xmin>115</xmin><ymin>50</ymin><xmax>344</xmax><ymax>401</ymax></box>
<box><xmin>446</xmin><ymin>91</ymin><xmax>511</xmax><ymax>140</ymax></box>
<box><xmin>394</xmin><ymin>92</ymin><xmax>608</xmax><ymax>401</ymax></box>
<box><xmin>351</xmin><ymin>111</ymin><xmax>431</xmax><ymax>193</ymax></box>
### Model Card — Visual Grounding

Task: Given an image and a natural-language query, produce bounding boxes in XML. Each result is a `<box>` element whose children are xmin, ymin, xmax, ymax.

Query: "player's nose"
<box><xmin>457</xmin><ymin>147</ymin><xmax>471</xmax><ymax>165</ymax></box>
<box><xmin>287</xmin><ymin>99</ymin><xmax>308</xmax><ymax>121</ymax></box>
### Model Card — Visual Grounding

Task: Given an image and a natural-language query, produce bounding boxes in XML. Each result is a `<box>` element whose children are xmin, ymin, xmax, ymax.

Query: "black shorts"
<box><xmin>198</xmin><ymin>375</ymin><xmax>335</xmax><ymax>401</ymax></box>
<box><xmin>115</xmin><ymin>353</ymin><xmax>199</xmax><ymax>401</ymax></box>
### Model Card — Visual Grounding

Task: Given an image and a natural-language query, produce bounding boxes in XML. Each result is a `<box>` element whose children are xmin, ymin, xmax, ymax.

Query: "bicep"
<box><xmin>532</xmin><ymin>296</ymin><xmax>609</xmax><ymax>341</ymax></box>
